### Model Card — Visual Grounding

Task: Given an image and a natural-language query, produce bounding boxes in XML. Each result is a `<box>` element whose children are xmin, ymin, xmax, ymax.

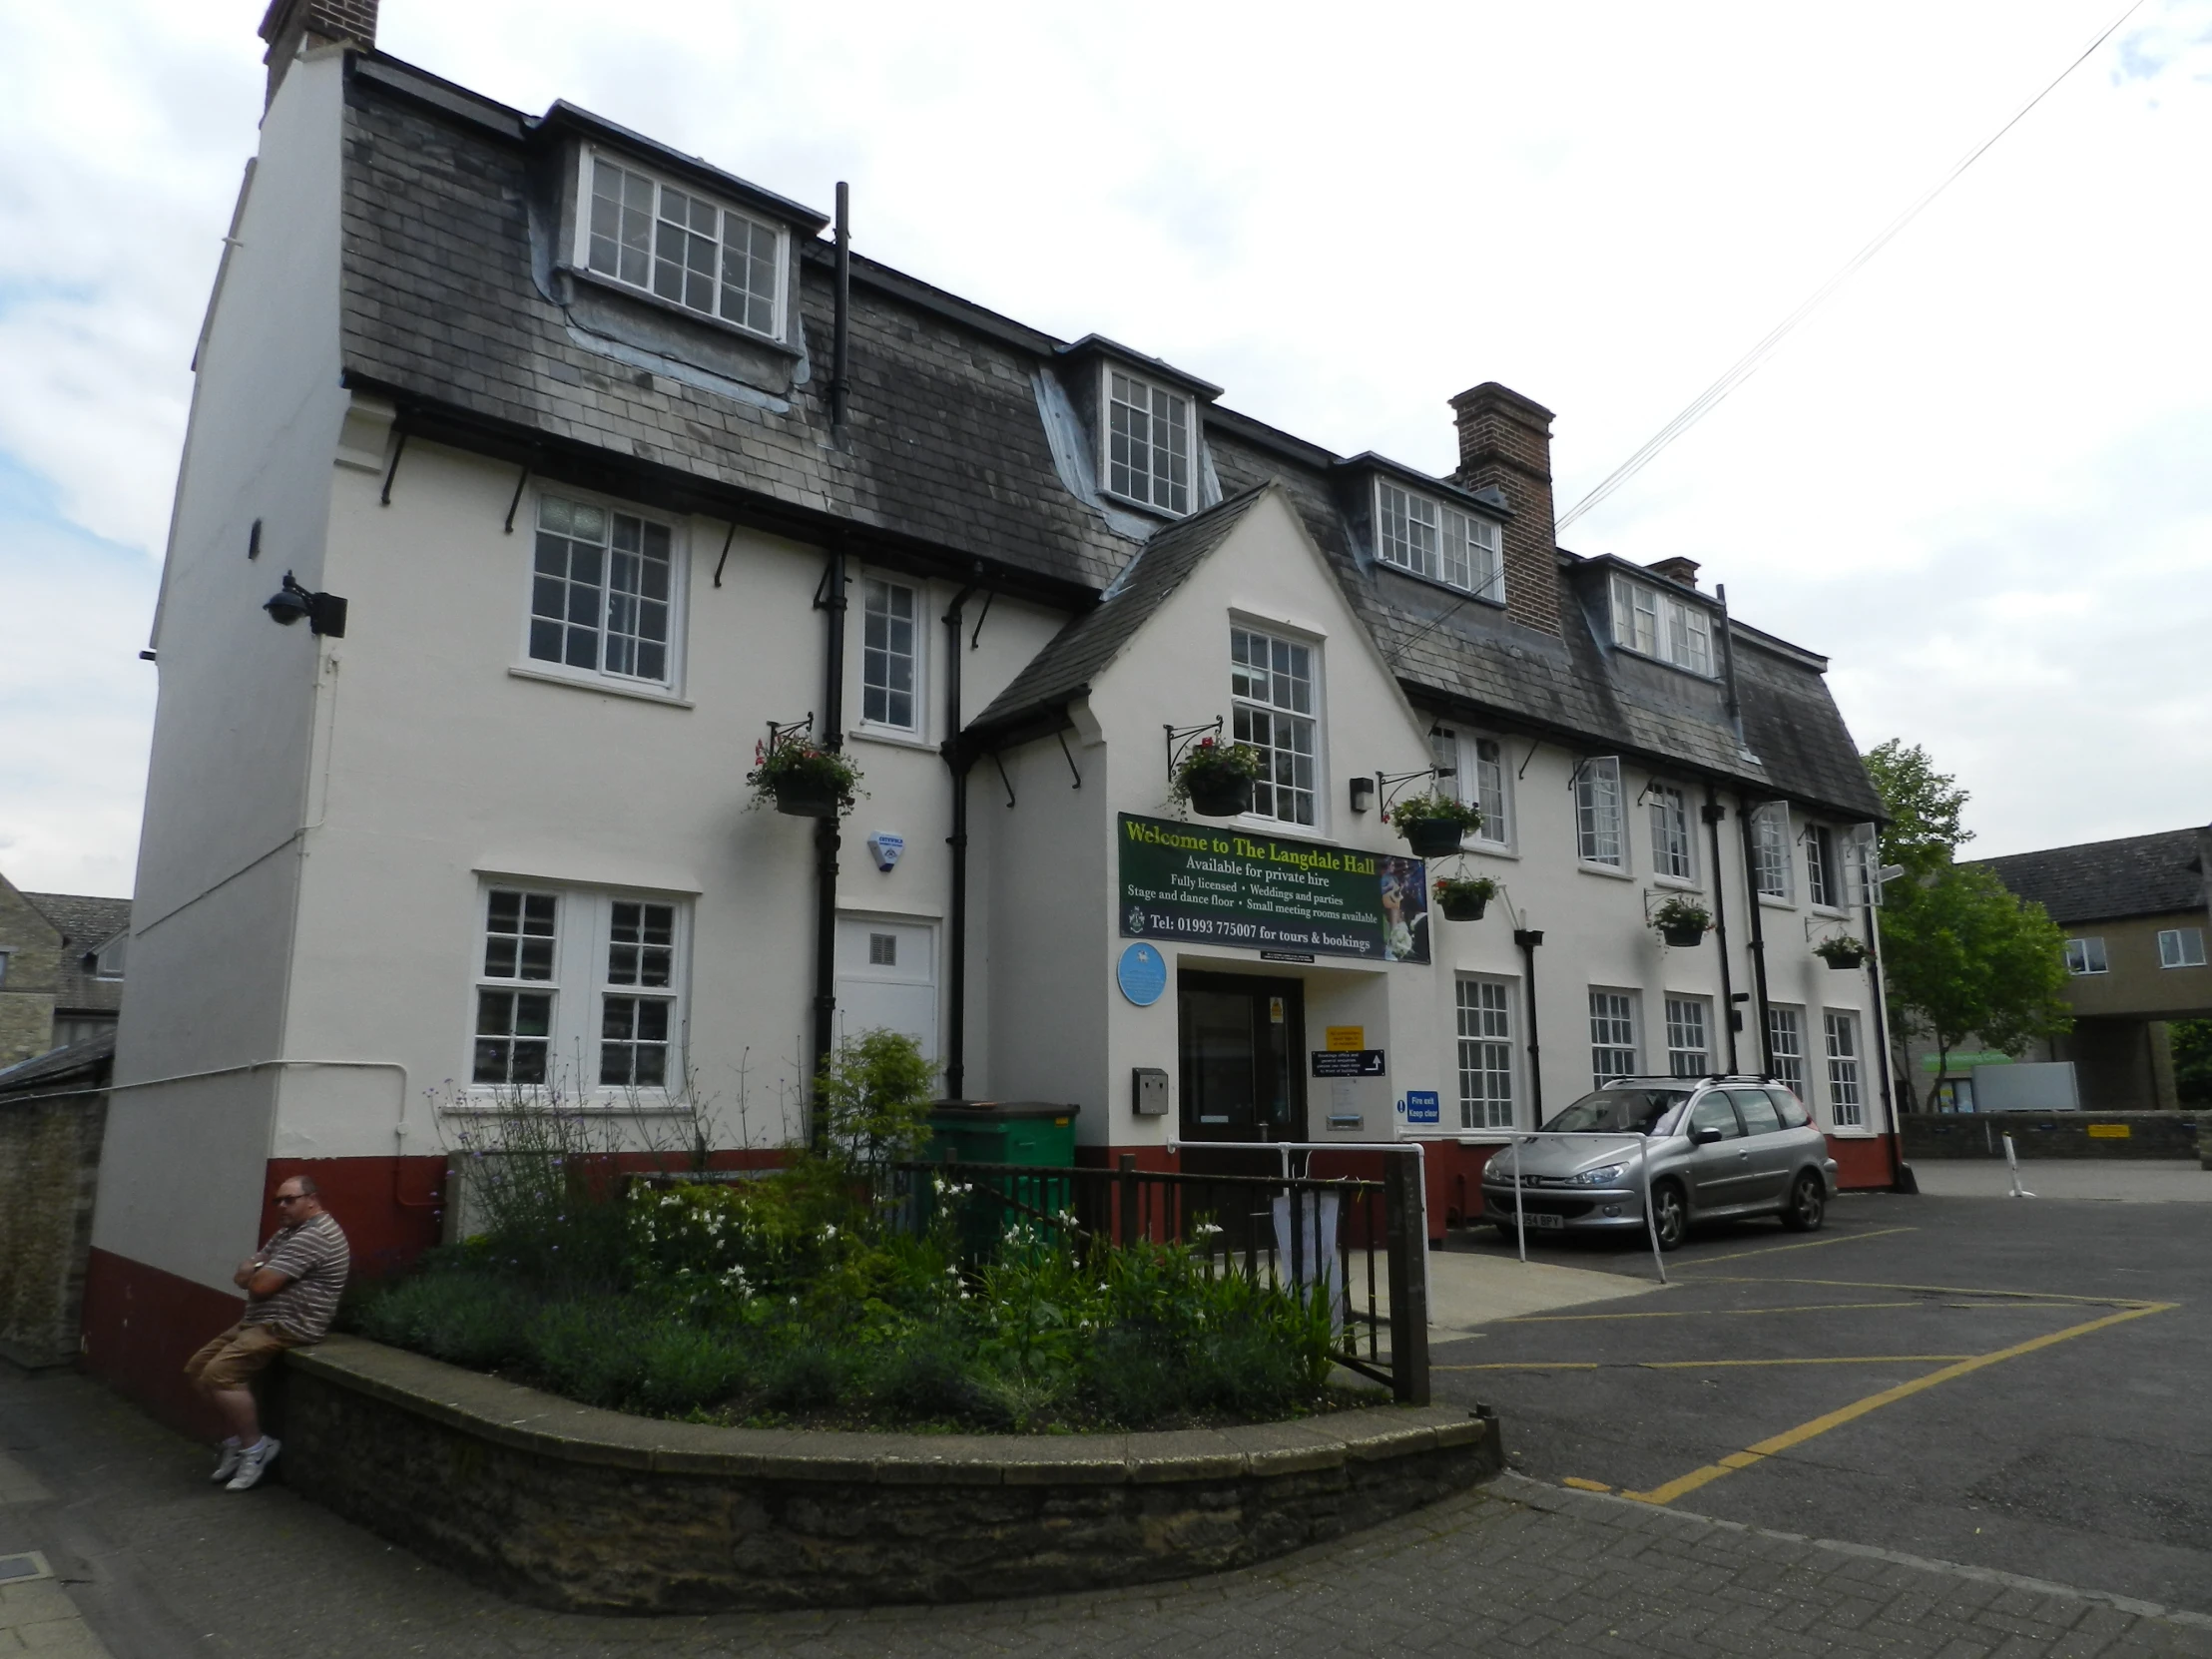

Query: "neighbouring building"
<box><xmin>88</xmin><ymin>0</ymin><xmax>1895</xmax><ymax>1423</ymax></box>
<box><xmin>1936</xmin><ymin>828</ymin><xmax>2212</xmax><ymax>1112</ymax></box>
<box><xmin>0</xmin><ymin>874</ymin><xmax>130</xmax><ymax>1066</ymax></box>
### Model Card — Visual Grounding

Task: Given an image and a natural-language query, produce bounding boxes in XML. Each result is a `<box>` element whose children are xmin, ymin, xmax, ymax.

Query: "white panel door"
<box><xmin>833</xmin><ymin>915</ymin><xmax>938</xmax><ymax>1061</ymax></box>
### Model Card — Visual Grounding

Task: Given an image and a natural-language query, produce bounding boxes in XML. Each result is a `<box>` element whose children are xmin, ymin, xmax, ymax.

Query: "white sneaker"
<box><xmin>211</xmin><ymin>1439</ymin><xmax>244</xmax><ymax>1483</ymax></box>
<box><xmin>225</xmin><ymin>1437</ymin><xmax>279</xmax><ymax>1491</ymax></box>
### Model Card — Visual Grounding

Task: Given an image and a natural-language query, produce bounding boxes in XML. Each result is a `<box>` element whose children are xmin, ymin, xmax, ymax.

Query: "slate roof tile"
<box><xmin>1973</xmin><ymin>830</ymin><xmax>2210</xmax><ymax>924</ymax></box>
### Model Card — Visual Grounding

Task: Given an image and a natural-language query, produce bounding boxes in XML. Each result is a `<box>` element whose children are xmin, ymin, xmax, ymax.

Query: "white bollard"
<box><xmin>2003</xmin><ymin>1133</ymin><xmax>2036</xmax><ymax>1199</ymax></box>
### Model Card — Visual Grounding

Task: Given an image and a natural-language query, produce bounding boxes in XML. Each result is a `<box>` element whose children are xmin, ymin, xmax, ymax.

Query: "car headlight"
<box><xmin>1569</xmin><ymin>1163</ymin><xmax>1627</xmax><ymax>1187</ymax></box>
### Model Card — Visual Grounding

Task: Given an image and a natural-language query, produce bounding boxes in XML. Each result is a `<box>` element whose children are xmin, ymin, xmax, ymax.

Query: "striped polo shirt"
<box><xmin>243</xmin><ymin>1213</ymin><xmax>350</xmax><ymax>1342</ymax></box>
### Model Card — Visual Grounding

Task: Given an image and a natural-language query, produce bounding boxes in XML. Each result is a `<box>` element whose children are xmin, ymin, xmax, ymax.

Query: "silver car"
<box><xmin>1479</xmin><ymin>1077</ymin><xmax>1840</xmax><ymax>1251</ymax></box>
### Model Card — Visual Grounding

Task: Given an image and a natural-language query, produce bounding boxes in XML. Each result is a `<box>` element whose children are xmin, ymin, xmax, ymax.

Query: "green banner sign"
<box><xmin>1117</xmin><ymin>813</ymin><xmax>1430</xmax><ymax>964</ymax></box>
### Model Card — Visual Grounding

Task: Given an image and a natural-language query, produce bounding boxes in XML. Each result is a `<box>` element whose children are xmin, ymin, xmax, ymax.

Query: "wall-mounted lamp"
<box><xmin>263</xmin><ymin>571</ymin><xmax>347</xmax><ymax>637</ymax></box>
<box><xmin>1348</xmin><ymin>777</ymin><xmax>1375</xmax><ymax>815</ymax></box>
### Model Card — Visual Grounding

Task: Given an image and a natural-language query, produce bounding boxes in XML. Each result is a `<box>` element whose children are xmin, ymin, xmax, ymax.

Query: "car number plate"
<box><xmin>1529</xmin><ymin>1212</ymin><xmax>1564</xmax><ymax>1231</ymax></box>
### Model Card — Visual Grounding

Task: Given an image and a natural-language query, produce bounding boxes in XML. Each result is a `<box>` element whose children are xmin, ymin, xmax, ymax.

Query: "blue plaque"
<box><xmin>1117</xmin><ymin>942</ymin><xmax>1168</xmax><ymax>1007</ymax></box>
<box><xmin>1401</xmin><ymin>1090</ymin><xmax>1440</xmax><ymax>1126</ymax></box>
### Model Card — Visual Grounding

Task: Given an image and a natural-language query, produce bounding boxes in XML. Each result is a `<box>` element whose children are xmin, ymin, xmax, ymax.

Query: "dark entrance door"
<box><xmin>1178</xmin><ymin>972</ymin><xmax>1307</xmax><ymax>1145</ymax></box>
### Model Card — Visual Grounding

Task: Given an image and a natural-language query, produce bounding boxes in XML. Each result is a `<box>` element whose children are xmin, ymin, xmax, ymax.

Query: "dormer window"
<box><xmin>1106</xmin><ymin>370</ymin><xmax>1192</xmax><ymax>515</ymax></box>
<box><xmin>1608</xmin><ymin>573</ymin><xmax>1713</xmax><ymax>676</ymax></box>
<box><xmin>579</xmin><ymin>151</ymin><xmax>785</xmax><ymax>338</ymax></box>
<box><xmin>1376</xmin><ymin>480</ymin><xmax>1503</xmax><ymax>600</ymax></box>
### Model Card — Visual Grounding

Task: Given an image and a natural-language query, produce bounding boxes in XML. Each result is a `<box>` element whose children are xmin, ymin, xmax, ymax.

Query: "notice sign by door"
<box><xmin>1312</xmin><ymin>1049</ymin><xmax>1385</xmax><ymax>1078</ymax></box>
<box><xmin>1401</xmin><ymin>1090</ymin><xmax>1440</xmax><ymax>1125</ymax></box>
<box><xmin>1325</xmin><ymin>1025</ymin><xmax>1365</xmax><ymax>1051</ymax></box>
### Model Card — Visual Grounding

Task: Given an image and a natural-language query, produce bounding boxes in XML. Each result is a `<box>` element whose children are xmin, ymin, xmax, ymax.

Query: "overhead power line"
<box><xmin>1553</xmin><ymin>0</ymin><xmax>2149</xmax><ymax>537</ymax></box>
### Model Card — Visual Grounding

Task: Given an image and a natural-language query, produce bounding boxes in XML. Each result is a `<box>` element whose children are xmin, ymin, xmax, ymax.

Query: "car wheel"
<box><xmin>1779</xmin><ymin>1171</ymin><xmax>1826</xmax><ymax>1233</ymax></box>
<box><xmin>1651</xmin><ymin>1181</ymin><xmax>1688</xmax><ymax>1252</ymax></box>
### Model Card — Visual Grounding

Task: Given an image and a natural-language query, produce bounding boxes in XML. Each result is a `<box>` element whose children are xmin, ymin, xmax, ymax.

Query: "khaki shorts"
<box><xmin>184</xmin><ymin>1324</ymin><xmax>307</xmax><ymax>1393</ymax></box>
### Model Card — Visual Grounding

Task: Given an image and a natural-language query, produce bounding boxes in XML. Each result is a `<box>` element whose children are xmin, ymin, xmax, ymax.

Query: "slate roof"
<box><xmin>332</xmin><ymin>51</ymin><xmax>1882</xmax><ymax>823</ymax></box>
<box><xmin>973</xmin><ymin>485</ymin><xmax>1270</xmax><ymax>734</ymax></box>
<box><xmin>0</xmin><ymin>1030</ymin><xmax>115</xmax><ymax>1097</ymax></box>
<box><xmin>22</xmin><ymin>893</ymin><xmax>130</xmax><ymax>1015</ymax></box>
<box><xmin>1973</xmin><ymin>830</ymin><xmax>2210</xmax><ymax>925</ymax></box>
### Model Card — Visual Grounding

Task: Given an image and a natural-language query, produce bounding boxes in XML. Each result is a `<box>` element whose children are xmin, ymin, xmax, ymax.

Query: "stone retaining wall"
<box><xmin>1902</xmin><ymin>1111</ymin><xmax>2212</xmax><ymax>1163</ymax></box>
<box><xmin>276</xmin><ymin>1336</ymin><xmax>1503</xmax><ymax>1613</ymax></box>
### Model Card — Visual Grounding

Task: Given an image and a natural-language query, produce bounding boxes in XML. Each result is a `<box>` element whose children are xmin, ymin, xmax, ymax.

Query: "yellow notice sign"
<box><xmin>1326</xmin><ymin>1026</ymin><xmax>1366</xmax><ymax>1052</ymax></box>
<box><xmin>2086</xmin><ymin>1123</ymin><xmax>2131</xmax><ymax>1139</ymax></box>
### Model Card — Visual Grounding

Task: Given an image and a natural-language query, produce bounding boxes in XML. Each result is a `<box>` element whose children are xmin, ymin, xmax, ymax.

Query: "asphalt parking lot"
<box><xmin>1435</xmin><ymin>1173</ymin><xmax>2212</xmax><ymax>1613</ymax></box>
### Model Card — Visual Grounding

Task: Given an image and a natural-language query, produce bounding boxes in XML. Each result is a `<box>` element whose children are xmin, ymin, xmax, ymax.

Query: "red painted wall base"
<box><xmin>81</xmin><ymin>1248</ymin><xmax>243</xmax><ymax>1440</ymax></box>
<box><xmin>1826</xmin><ymin>1134</ymin><xmax>1896</xmax><ymax>1191</ymax></box>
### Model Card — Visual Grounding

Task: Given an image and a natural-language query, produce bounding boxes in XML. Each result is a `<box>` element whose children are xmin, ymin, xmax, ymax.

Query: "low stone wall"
<box><xmin>277</xmin><ymin>1336</ymin><xmax>1502</xmax><ymax>1613</ymax></box>
<box><xmin>1903</xmin><ymin>1111</ymin><xmax>2212</xmax><ymax>1163</ymax></box>
<box><xmin>0</xmin><ymin>1085</ymin><xmax>107</xmax><ymax>1371</ymax></box>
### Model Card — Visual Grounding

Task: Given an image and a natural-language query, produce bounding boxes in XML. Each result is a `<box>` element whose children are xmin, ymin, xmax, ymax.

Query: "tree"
<box><xmin>1862</xmin><ymin>741</ymin><xmax>2071</xmax><ymax>1110</ymax></box>
<box><xmin>1863</xmin><ymin>739</ymin><xmax>1972</xmax><ymax>876</ymax></box>
<box><xmin>814</xmin><ymin>1028</ymin><xmax>938</xmax><ymax>1177</ymax></box>
<box><xmin>2174</xmin><ymin>1020</ymin><xmax>2212</xmax><ymax>1108</ymax></box>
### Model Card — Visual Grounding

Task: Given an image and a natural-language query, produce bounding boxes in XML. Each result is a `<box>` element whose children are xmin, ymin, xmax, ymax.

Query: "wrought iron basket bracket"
<box><xmin>1376</xmin><ymin>765</ymin><xmax>1452</xmax><ymax>818</ymax></box>
<box><xmin>1163</xmin><ymin>718</ymin><xmax>1225</xmax><ymax>785</ymax></box>
<box><xmin>764</xmin><ymin>714</ymin><xmax>816</xmax><ymax>756</ymax></box>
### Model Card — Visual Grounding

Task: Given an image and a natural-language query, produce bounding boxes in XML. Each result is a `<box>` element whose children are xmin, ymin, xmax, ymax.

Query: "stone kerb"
<box><xmin>276</xmin><ymin>1335</ymin><xmax>1501</xmax><ymax>1613</ymax></box>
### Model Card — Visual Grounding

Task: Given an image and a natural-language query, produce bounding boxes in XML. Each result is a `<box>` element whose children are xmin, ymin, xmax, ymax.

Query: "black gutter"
<box><xmin>1702</xmin><ymin>791</ymin><xmax>1742</xmax><ymax>1073</ymax></box>
<box><xmin>940</xmin><ymin>572</ymin><xmax>982</xmax><ymax>1098</ymax></box>
<box><xmin>1737</xmin><ymin>793</ymin><xmax>1776</xmax><ymax>1076</ymax></box>
<box><xmin>1513</xmin><ymin>929</ymin><xmax>1545</xmax><ymax>1124</ymax></box>
<box><xmin>810</xmin><ymin>548</ymin><xmax>848</xmax><ymax>1146</ymax></box>
<box><xmin>1863</xmin><ymin>895</ymin><xmax>1914</xmax><ymax>1192</ymax></box>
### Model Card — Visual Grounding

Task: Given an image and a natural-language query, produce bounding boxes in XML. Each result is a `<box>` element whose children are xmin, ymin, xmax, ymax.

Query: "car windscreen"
<box><xmin>1540</xmin><ymin>1089</ymin><xmax>1690</xmax><ymax>1137</ymax></box>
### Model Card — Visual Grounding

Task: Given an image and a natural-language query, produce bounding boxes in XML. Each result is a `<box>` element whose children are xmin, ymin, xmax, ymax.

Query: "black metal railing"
<box><xmin>887</xmin><ymin>1153</ymin><xmax>1429</xmax><ymax>1402</ymax></box>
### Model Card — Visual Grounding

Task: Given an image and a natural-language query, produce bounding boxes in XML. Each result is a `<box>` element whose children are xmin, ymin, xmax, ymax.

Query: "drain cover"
<box><xmin>0</xmin><ymin>1551</ymin><xmax>51</xmax><ymax>1582</ymax></box>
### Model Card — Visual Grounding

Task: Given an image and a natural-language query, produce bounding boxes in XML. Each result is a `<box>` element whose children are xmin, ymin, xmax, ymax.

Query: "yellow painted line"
<box><xmin>1688</xmin><ymin>1274</ymin><xmax>2162</xmax><ymax>1310</ymax></box>
<box><xmin>1435</xmin><ymin>1362</ymin><xmax>1600</xmax><ymax>1371</ymax></box>
<box><xmin>1620</xmin><ymin>1302</ymin><xmax>2177</xmax><ymax>1506</ymax></box>
<box><xmin>1672</xmin><ymin>1227</ymin><xmax>1917</xmax><ymax>1266</ymax></box>
<box><xmin>1561</xmin><ymin>1477</ymin><xmax>1613</xmax><ymax>1492</ymax></box>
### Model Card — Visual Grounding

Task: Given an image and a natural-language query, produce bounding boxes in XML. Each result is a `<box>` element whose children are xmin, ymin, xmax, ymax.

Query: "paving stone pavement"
<box><xmin>200</xmin><ymin>1474</ymin><xmax>2212</xmax><ymax>1658</ymax></box>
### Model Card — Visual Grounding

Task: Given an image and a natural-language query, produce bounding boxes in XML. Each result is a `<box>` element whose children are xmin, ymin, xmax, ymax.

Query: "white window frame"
<box><xmin>573</xmin><ymin>147</ymin><xmax>788</xmax><ymax>339</ymax></box>
<box><xmin>1805</xmin><ymin>824</ymin><xmax>1844</xmax><ymax>911</ymax></box>
<box><xmin>2064</xmin><ymin>936</ymin><xmax>2109</xmax><ymax>975</ymax></box>
<box><xmin>1609</xmin><ymin>573</ymin><xmax>1715</xmax><ymax>677</ymax></box>
<box><xmin>2158</xmin><ymin>928</ymin><xmax>2207</xmax><ymax>969</ymax></box>
<box><xmin>1375</xmin><ymin>479</ymin><xmax>1503</xmax><ymax>601</ymax></box>
<box><xmin>1664</xmin><ymin>995</ymin><xmax>1712</xmax><ymax>1078</ymax></box>
<box><xmin>857</xmin><ymin>574</ymin><xmax>924</xmax><ymax>738</ymax></box>
<box><xmin>1824</xmin><ymin>1010</ymin><xmax>1865</xmax><ymax>1129</ymax></box>
<box><xmin>1103</xmin><ymin>369</ymin><xmax>1194</xmax><ymax>516</ymax></box>
<box><xmin>1649</xmin><ymin>783</ymin><xmax>1696</xmax><ymax>883</ymax></box>
<box><xmin>1456</xmin><ymin>976</ymin><xmax>1517</xmax><ymax>1130</ymax></box>
<box><xmin>466</xmin><ymin>883</ymin><xmax>691</xmax><ymax>1104</ymax></box>
<box><xmin>1752</xmin><ymin>803</ymin><xmax>1795</xmax><ymax>902</ymax></box>
<box><xmin>91</xmin><ymin>933</ymin><xmax>128</xmax><ymax>979</ymax></box>
<box><xmin>1767</xmin><ymin>1004</ymin><xmax>1807</xmax><ymax>1099</ymax></box>
<box><xmin>1589</xmin><ymin>988</ymin><xmax>1639</xmax><ymax>1085</ymax></box>
<box><xmin>523</xmin><ymin>489</ymin><xmax>687</xmax><ymax>696</ymax></box>
<box><xmin>1431</xmin><ymin>726</ymin><xmax>1514</xmax><ymax>851</ymax></box>
<box><xmin>1575</xmin><ymin>757</ymin><xmax>1626</xmax><ymax>871</ymax></box>
<box><xmin>1231</xmin><ymin>622</ymin><xmax>1322</xmax><ymax>830</ymax></box>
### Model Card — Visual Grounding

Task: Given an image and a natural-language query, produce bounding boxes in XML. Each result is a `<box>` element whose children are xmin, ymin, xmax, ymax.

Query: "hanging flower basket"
<box><xmin>1171</xmin><ymin>737</ymin><xmax>1263</xmax><ymax>819</ymax></box>
<box><xmin>1387</xmin><ymin>792</ymin><xmax>1483</xmax><ymax>859</ymax></box>
<box><xmin>748</xmin><ymin>737</ymin><xmax>863</xmax><ymax>820</ymax></box>
<box><xmin>1435</xmin><ymin>874</ymin><xmax>1498</xmax><ymax>921</ymax></box>
<box><xmin>1651</xmin><ymin>895</ymin><xmax>1711</xmax><ymax>948</ymax></box>
<box><xmin>1814</xmin><ymin>935</ymin><xmax>1868</xmax><ymax>970</ymax></box>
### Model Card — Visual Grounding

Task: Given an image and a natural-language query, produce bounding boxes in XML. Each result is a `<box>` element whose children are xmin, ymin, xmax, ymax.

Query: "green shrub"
<box><xmin>354</xmin><ymin>1271</ymin><xmax>531</xmax><ymax>1372</ymax></box>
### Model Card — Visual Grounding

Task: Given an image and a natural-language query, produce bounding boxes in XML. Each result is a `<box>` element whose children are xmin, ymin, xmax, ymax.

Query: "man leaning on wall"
<box><xmin>184</xmin><ymin>1175</ymin><xmax>351</xmax><ymax>1491</ymax></box>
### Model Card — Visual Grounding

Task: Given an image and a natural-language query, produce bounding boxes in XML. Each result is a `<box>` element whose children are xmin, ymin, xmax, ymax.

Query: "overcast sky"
<box><xmin>2</xmin><ymin>1</ymin><xmax>2207</xmax><ymax>897</ymax></box>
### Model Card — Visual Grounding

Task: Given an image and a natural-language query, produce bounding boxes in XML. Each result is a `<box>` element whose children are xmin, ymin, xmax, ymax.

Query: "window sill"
<box><xmin>1604</xmin><ymin>642</ymin><xmax>1720</xmax><ymax>684</ymax></box>
<box><xmin>1577</xmin><ymin>861</ymin><xmax>1634</xmax><ymax>881</ymax></box>
<box><xmin>1651</xmin><ymin>873</ymin><xmax>1701</xmax><ymax>891</ymax></box>
<box><xmin>508</xmin><ymin>665</ymin><xmax>693</xmax><ymax>708</ymax></box>
<box><xmin>1467</xmin><ymin>840</ymin><xmax>1518</xmax><ymax>860</ymax></box>
<box><xmin>1375</xmin><ymin>562</ymin><xmax>1507</xmax><ymax>611</ymax></box>
<box><xmin>441</xmin><ymin>1093</ymin><xmax>699</xmax><ymax>1116</ymax></box>
<box><xmin>1097</xmin><ymin>484</ymin><xmax>1190</xmax><ymax>523</ymax></box>
<box><xmin>557</xmin><ymin>263</ymin><xmax>800</xmax><ymax>359</ymax></box>
<box><xmin>1810</xmin><ymin>903</ymin><xmax>1851</xmax><ymax>919</ymax></box>
<box><xmin>850</xmin><ymin>724</ymin><xmax>935</xmax><ymax>753</ymax></box>
<box><xmin>1758</xmin><ymin>893</ymin><xmax>1798</xmax><ymax>911</ymax></box>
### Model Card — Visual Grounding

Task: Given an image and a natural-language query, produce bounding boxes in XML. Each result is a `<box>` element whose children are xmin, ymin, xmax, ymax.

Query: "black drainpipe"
<box><xmin>1513</xmin><ymin>928</ymin><xmax>1544</xmax><ymax>1124</ymax></box>
<box><xmin>940</xmin><ymin>572</ymin><xmax>982</xmax><ymax>1100</ymax></box>
<box><xmin>1702</xmin><ymin>790</ymin><xmax>1741</xmax><ymax>1073</ymax></box>
<box><xmin>830</xmin><ymin>183</ymin><xmax>851</xmax><ymax>432</ymax></box>
<box><xmin>1737</xmin><ymin>793</ymin><xmax>1775</xmax><ymax>1077</ymax></box>
<box><xmin>810</xmin><ymin>549</ymin><xmax>848</xmax><ymax>1145</ymax></box>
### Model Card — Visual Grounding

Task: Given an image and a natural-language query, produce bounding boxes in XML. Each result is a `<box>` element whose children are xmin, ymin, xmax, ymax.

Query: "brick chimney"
<box><xmin>1447</xmin><ymin>382</ymin><xmax>1561</xmax><ymax>634</ymax></box>
<box><xmin>1648</xmin><ymin>556</ymin><xmax>1701</xmax><ymax>589</ymax></box>
<box><xmin>259</xmin><ymin>0</ymin><xmax>377</xmax><ymax>107</ymax></box>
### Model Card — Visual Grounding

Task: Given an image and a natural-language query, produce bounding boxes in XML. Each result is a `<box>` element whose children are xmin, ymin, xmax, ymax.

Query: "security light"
<box><xmin>263</xmin><ymin>571</ymin><xmax>347</xmax><ymax>637</ymax></box>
